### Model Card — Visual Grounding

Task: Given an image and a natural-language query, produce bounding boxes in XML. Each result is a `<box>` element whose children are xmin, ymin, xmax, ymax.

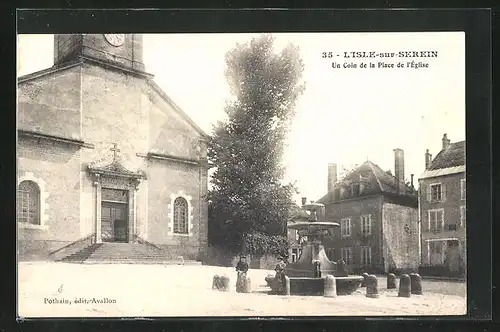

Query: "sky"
<box><xmin>17</xmin><ymin>32</ymin><xmax>465</xmax><ymax>204</ymax></box>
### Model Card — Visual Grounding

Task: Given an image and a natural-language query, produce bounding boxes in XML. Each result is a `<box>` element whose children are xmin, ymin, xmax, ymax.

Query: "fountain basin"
<box><xmin>289</xmin><ymin>276</ymin><xmax>363</xmax><ymax>296</ymax></box>
<box><xmin>266</xmin><ymin>275</ymin><xmax>363</xmax><ymax>296</ymax></box>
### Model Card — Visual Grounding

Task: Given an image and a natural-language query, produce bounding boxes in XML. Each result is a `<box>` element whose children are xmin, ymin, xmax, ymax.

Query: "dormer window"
<box><xmin>351</xmin><ymin>183</ymin><xmax>361</xmax><ymax>196</ymax></box>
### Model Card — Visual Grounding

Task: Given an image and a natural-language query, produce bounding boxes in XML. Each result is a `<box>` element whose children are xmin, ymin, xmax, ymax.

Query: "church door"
<box><xmin>101</xmin><ymin>202</ymin><xmax>128</xmax><ymax>242</ymax></box>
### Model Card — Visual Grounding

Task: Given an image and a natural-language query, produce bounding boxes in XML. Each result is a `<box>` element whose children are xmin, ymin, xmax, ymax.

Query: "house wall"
<box><xmin>381</xmin><ymin>202</ymin><xmax>419</xmax><ymax>272</ymax></box>
<box><xmin>419</xmin><ymin>172</ymin><xmax>466</xmax><ymax>271</ymax></box>
<box><xmin>322</xmin><ymin>195</ymin><xmax>384</xmax><ymax>273</ymax></box>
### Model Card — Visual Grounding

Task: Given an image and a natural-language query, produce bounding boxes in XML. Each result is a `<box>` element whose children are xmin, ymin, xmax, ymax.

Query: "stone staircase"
<box><xmin>60</xmin><ymin>242</ymin><xmax>201</xmax><ymax>265</ymax></box>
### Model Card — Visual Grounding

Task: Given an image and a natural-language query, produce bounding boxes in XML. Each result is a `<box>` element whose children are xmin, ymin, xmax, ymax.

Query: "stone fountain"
<box><xmin>267</xmin><ymin>202</ymin><xmax>363</xmax><ymax>296</ymax></box>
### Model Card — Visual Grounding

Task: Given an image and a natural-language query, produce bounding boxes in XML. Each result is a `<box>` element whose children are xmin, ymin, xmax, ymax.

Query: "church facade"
<box><xmin>17</xmin><ymin>34</ymin><xmax>209</xmax><ymax>261</ymax></box>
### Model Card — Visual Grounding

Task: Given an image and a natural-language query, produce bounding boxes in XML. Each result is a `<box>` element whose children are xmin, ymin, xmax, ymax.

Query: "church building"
<box><xmin>17</xmin><ymin>34</ymin><xmax>209</xmax><ymax>262</ymax></box>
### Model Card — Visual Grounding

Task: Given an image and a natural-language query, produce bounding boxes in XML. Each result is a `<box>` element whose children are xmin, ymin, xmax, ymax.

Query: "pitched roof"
<box><xmin>288</xmin><ymin>203</ymin><xmax>310</xmax><ymax>221</ymax></box>
<box><xmin>18</xmin><ymin>57</ymin><xmax>209</xmax><ymax>140</ymax></box>
<box><xmin>317</xmin><ymin>160</ymin><xmax>417</xmax><ymax>207</ymax></box>
<box><xmin>427</xmin><ymin>141</ymin><xmax>465</xmax><ymax>170</ymax></box>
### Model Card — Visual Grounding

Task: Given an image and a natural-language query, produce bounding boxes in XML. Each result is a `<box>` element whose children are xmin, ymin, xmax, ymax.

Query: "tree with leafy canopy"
<box><xmin>207</xmin><ymin>34</ymin><xmax>306</xmax><ymax>256</ymax></box>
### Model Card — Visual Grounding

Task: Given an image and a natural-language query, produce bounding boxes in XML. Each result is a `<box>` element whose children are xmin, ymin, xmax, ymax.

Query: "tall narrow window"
<box><xmin>17</xmin><ymin>180</ymin><xmax>40</xmax><ymax>225</ymax></box>
<box><xmin>429</xmin><ymin>241</ymin><xmax>444</xmax><ymax>265</ymax></box>
<box><xmin>429</xmin><ymin>183</ymin><xmax>443</xmax><ymax>202</ymax></box>
<box><xmin>460</xmin><ymin>179</ymin><xmax>466</xmax><ymax>200</ymax></box>
<box><xmin>340</xmin><ymin>218</ymin><xmax>351</xmax><ymax>236</ymax></box>
<box><xmin>341</xmin><ymin>247</ymin><xmax>352</xmax><ymax>265</ymax></box>
<box><xmin>428</xmin><ymin>209</ymin><xmax>444</xmax><ymax>232</ymax></box>
<box><xmin>361</xmin><ymin>246</ymin><xmax>372</xmax><ymax>265</ymax></box>
<box><xmin>460</xmin><ymin>205</ymin><xmax>466</xmax><ymax>226</ymax></box>
<box><xmin>361</xmin><ymin>214</ymin><xmax>372</xmax><ymax>235</ymax></box>
<box><xmin>173</xmin><ymin>197</ymin><xmax>188</xmax><ymax>234</ymax></box>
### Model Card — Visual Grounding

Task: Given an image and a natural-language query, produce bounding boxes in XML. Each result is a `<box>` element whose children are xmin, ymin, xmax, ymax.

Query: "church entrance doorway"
<box><xmin>101</xmin><ymin>188</ymin><xmax>129</xmax><ymax>243</ymax></box>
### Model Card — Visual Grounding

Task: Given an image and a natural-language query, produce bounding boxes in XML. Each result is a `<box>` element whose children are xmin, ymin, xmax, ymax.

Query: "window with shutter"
<box><xmin>460</xmin><ymin>179</ymin><xmax>466</xmax><ymax>200</ymax></box>
<box><xmin>429</xmin><ymin>183</ymin><xmax>443</xmax><ymax>202</ymax></box>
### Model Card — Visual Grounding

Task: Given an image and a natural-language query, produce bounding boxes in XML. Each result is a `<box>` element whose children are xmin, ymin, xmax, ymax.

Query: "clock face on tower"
<box><xmin>104</xmin><ymin>34</ymin><xmax>125</xmax><ymax>47</ymax></box>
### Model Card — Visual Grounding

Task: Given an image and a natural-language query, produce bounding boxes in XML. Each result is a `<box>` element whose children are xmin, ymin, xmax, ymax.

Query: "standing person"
<box><xmin>235</xmin><ymin>254</ymin><xmax>249</xmax><ymax>292</ymax></box>
<box><xmin>274</xmin><ymin>255</ymin><xmax>287</xmax><ymax>294</ymax></box>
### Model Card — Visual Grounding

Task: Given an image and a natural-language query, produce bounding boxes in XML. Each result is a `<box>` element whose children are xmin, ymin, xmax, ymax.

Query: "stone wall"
<box><xmin>381</xmin><ymin>202</ymin><xmax>420</xmax><ymax>272</ymax></box>
<box><xmin>203</xmin><ymin>246</ymin><xmax>278</xmax><ymax>270</ymax></box>
<box><xmin>18</xmin><ymin>66</ymin><xmax>82</xmax><ymax>139</ymax></box>
<box><xmin>17</xmin><ymin>137</ymin><xmax>82</xmax><ymax>260</ymax></box>
<box><xmin>322</xmin><ymin>195</ymin><xmax>384</xmax><ymax>273</ymax></box>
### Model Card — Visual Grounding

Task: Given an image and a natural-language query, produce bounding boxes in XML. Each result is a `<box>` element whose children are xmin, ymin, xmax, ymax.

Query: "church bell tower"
<box><xmin>53</xmin><ymin>34</ymin><xmax>145</xmax><ymax>72</ymax></box>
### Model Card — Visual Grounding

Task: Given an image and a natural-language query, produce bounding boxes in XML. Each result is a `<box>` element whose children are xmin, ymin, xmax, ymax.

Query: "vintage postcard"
<box><xmin>17</xmin><ymin>31</ymin><xmax>466</xmax><ymax>317</ymax></box>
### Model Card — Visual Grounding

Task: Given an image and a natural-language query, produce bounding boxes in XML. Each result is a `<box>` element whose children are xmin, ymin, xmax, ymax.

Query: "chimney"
<box><xmin>410</xmin><ymin>174</ymin><xmax>414</xmax><ymax>189</ymax></box>
<box><xmin>393</xmin><ymin>148</ymin><xmax>405</xmax><ymax>194</ymax></box>
<box><xmin>442</xmin><ymin>133</ymin><xmax>451</xmax><ymax>150</ymax></box>
<box><xmin>425</xmin><ymin>149</ymin><xmax>432</xmax><ymax>170</ymax></box>
<box><xmin>327</xmin><ymin>163</ymin><xmax>338</xmax><ymax>193</ymax></box>
<box><xmin>301</xmin><ymin>197</ymin><xmax>307</xmax><ymax>206</ymax></box>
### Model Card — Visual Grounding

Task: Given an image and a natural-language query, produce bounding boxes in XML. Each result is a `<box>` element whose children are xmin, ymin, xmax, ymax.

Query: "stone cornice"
<box><xmin>138</xmin><ymin>152</ymin><xmax>210</xmax><ymax>168</ymax></box>
<box><xmin>18</xmin><ymin>129</ymin><xmax>94</xmax><ymax>148</ymax></box>
<box><xmin>78</xmin><ymin>55</ymin><xmax>154</xmax><ymax>79</ymax></box>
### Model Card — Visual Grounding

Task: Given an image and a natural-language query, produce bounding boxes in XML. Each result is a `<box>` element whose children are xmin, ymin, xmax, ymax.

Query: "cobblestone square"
<box><xmin>18</xmin><ymin>262</ymin><xmax>467</xmax><ymax>317</ymax></box>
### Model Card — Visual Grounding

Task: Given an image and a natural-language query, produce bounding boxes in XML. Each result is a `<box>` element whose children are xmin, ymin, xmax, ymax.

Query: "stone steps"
<box><xmin>60</xmin><ymin>242</ymin><xmax>200</xmax><ymax>265</ymax></box>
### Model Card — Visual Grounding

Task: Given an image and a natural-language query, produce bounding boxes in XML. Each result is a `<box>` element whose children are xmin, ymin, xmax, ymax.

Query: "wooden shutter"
<box><xmin>426</xmin><ymin>185</ymin><xmax>432</xmax><ymax>202</ymax></box>
<box><xmin>441</xmin><ymin>184</ymin><xmax>446</xmax><ymax>202</ymax></box>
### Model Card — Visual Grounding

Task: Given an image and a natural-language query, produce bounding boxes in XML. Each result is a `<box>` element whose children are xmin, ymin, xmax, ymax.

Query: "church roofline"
<box><xmin>18</xmin><ymin>60</ymin><xmax>83</xmax><ymax>84</ymax></box>
<box><xmin>146</xmin><ymin>80</ymin><xmax>210</xmax><ymax>140</ymax></box>
<box><xmin>78</xmin><ymin>55</ymin><xmax>155</xmax><ymax>79</ymax></box>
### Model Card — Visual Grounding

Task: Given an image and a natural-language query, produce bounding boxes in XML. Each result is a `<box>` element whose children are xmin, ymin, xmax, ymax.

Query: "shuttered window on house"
<box><xmin>428</xmin><ymin>183</ymin><xmax>445</xmax><ymax>202</ymax></box>
<box><xmin>361</xmin><ymin>215</ymin><xmax>371</xmax><ymax>235</ymax></box>
<box><xmin>340</xmin><ymin>218</ymin><xmax>351</xmax><ymax>236</ymax></box>
<box><xmin>360</xmin><ymin>246</ymin><xmax>371</xmax><ymax>265</ymax></box>
<box><xmin>428</xmin><ymin>209</ymin><xmax>444</xmax><ymax>232</ymax></box>
<box><xmin>341</xmin><ymin>247</ymin><xmax>352</xmax><ymax>265</ymax></box>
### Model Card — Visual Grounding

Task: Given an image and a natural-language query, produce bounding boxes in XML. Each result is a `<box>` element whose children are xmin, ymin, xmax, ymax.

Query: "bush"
<box><xmin>244</xmin><ymin>232</ymin><xmax>289</xmax><ymax>256</ymax></box>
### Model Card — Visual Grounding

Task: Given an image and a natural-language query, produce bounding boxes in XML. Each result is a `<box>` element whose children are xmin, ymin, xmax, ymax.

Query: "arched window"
<box><xmin>173</xmin><ymin>197</ymin><xmax>188</xmax><ymax>234</ymax></box>
<box><xmin>17</xmin><ymin>180</ymin><xmax>40</xmax><ymax>225</ymax></box>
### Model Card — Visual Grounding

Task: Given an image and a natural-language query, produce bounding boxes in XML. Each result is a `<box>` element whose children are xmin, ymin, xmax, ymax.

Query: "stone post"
<box><xmin>219</xmin><ymin>275</ymin><xmax>230</xmax><ymax>292</ymax></box>
<box><xmin>361</xmin><ymin>272</ymin><xmax>369</xmax><ymax>287</ymax></box>
<box><xmin>365</xmin><ymin>275</ymin><xmax>379</xmax><ymax>298</ymax></box>
<box><xmin>398</xmin><ymin>274</ymin><xmax>411</xmax><ymax>297</ymax></box>
<box><xmin>387</xmin><ymin>273</ymin><xmax>397</xmax><ymax>289</ymax></box>
<box><xmin>410</xmin><ymin>273</ymin><xmax>423</xmax><ymax>295</ymax></box>
<box><xmin>284</xmin><ymin>276</ymin><xmax>291</xmax><ymax>296</ymax></box>
<box><xmin>212</xmin><ymin>275</ymin><xmax>220</xmax><ymax>290</ymax></box>
<box><xmin>244</xmin><ymin>276</ymin><xmax>252</xmax><ymax>293</ymax></box>
<box><xmin>324</xmin><ymin>275</ymin><xmax>337</xmax><ymax>298</ymax></box>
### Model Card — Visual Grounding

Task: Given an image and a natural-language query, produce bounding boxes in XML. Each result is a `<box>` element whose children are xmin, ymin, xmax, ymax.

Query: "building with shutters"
<box><xmin>316</xmin><ymin>148</ymin><xmax>419</xmax><ymax>274</ymax></box>
<box><xmin>418</xmin><ymin>134</ymin><xmax>466</xmax><ymax>277</ymax></box>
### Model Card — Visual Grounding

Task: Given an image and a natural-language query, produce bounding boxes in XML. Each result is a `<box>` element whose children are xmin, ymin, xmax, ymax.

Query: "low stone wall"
<box><xmin>48</xmin><ymin>234</ymin><xmax>96</xmax><ymax>261</ymax></box>
<box><xmin>203</xmin><ymin>246</ymin><xmax>279</xmax><ymax>269</ymax></box>
<box><xmin>18</xmin><ymin>240</ymin><xmax>74</xmax><ymax>261</ymax></box>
